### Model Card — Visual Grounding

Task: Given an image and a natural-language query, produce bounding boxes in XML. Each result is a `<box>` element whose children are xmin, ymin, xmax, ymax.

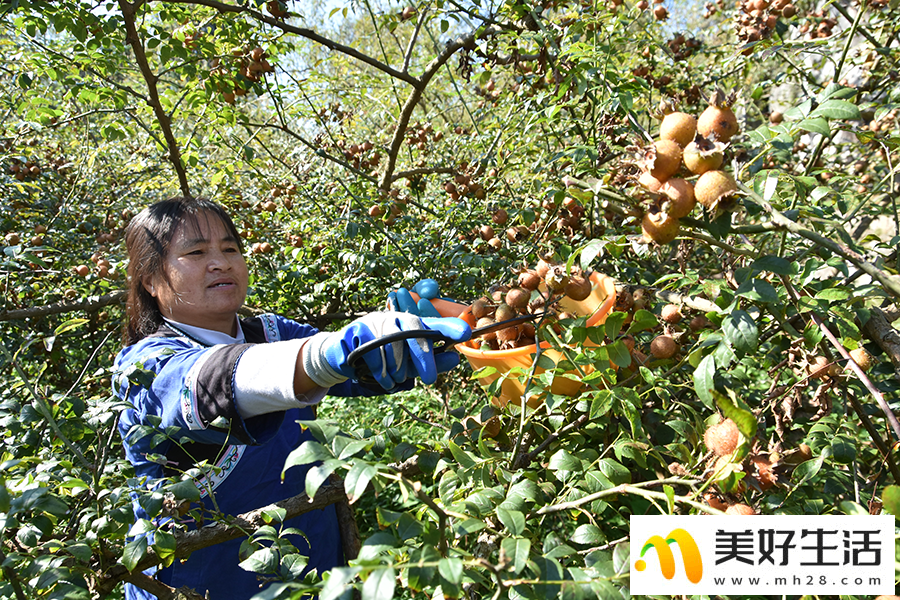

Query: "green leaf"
<box><xmin>815</xmin><ymin>288</ymin><xmax>849</xmax><ymax>301</ymax></box>
<box><xmin>722</xmin><ymin>310</ymin><xmax>758</xmax><ymax>354</ymax></box>
<box><xmin>693</xmin><ymin>354</ymin><xmax>716</xmax><ymax>408</ymax></box>
<box><xmin>597</xmin><ymin>458</ymin><xmax>631</xmax><ymax>485</ymax></box>
<box><xmin>830</xmin><ymin>436</ymin><xmax>856</xmax><ymax>464</ymax></box>
<box><xmin>281</xmin><ymin>553</ymin><xmax>309</xmax><ymax>579</ymax></box>
<box><xmin>589</xmin><ymin>390</ymin><xmax>614</xmax><ymax>419</ymax></box>
<box><xmin>506</xmin><ymin>480</ymin><xmax>540</xmax><ymax>506</ymax></box>
<box><xmin>736</xmin><ymin>278</ymin><xmax>780</xmax><ymax>303</ymax></box>
<box><xmin>797</xmin><ymin>117</ymin><xmax>830</xmax><ymax>135</ymax></box>
<box><xmin>261</xmin><ymin>506</ymin><xmax>287</xmax><ymax>524</ymax></box>
<box><xmin>713</xmin><ymin>390</ymin><xmax>757</xmax><ymax>439</ymax></box>
<box><xmin>438</xmin><ymin>557</ymin><xmax>463</xmax><ymax>585</ymax></box>
<box><xmin>664</xmin><ymin>485</ymin><xmax>675</xmax><ymax>514</ymax></box>
<box><xmin>571</xmin><ymin>523</ymin><xmax>604</xmax><ymax>545</ymax></box>
<box><xmin>839</xmin><ymin>501</ymin><xmax>868</xmax><ymax>516</ymax></box>
<box><xmin>344</xmin><ymin>460</ymin><xmax>377</xmax><ymax>503</ymax></box>
<box><xmin>792</xmin><ymin>452</ymin><xmax>825</xmax><ymax>486</ymax></box>
<box><xmin>296</xmin><ymin>420</ymin><xmax>341</xmax><ymax>444</ymax></box>
<box><xmin>583</xmin><ymin>470</ymin><xmax>614</xmax><ymax>493</ymax></box>
<box><xmin>881</xmin><ymin>485</ymin><xmax>900</xmax><ymax>519</ymax></box>
<box><xmin>501</xmin><ymin>536</ymin><xmax>531</xmax><ymax>574</ymax></box>
<box><xmin>407</xmin><ymin>547</ymin><xmax>438</xmax><ymax>592</ymax></box>
<box><xmin>152</xmin><ymin>530</ymin><xmax>177</xmax><ymax>568</ymax></box>
<box><xmin>362</xmin><ymin>567</ymin><xmax>395</xmax><ymax>600</ymax></box>
<box><xmin>810</xmin><ymin>99</ymin><xmax>861</xmax><ymax>121</ymax></box>
<box><xmin>750</xmin><ymin>255</ymin><xmax>797</xmax><ymax>275</ymax></box>
<box><xmin>121</xmin><ymin>537</ymin><xmax>147</xmax><ymax>572</ymax></box>
<box><xmin>166</xmin><ymin>480</ymin><xmax>200</xmax><ymax>502</ymax></box>
<box><xmin>578</xmin><ymin>238</ymin><xmax>605</xmax><ymax>271</ymax></box>
<box><xmin>239</xmin><ymin>547</ymin><xmax>278</xmax><ymax>573</ymax></box>
<box><xmin>762</xmin><ymin>170</ymin><xmax>779</xmax><ymax>201</ymax></box>
<box><xmin>627</xmin><ymin>309</ymin><xmax>658</xmax><ymax>334</ymax></box>
<box><xmin>606</xmin><ymin>340</ymin><xmax>632</xmax><ymax>368</ymax></box>
<box><xmin>447</xmin><ymin>438</ymin><xmax>478</xmax><ymax>469</ymax></box>
<box><xmin>54</xmin><ymin>318</ymin><xmax>89</xmax><ymax>336</ymax></box>
<box><xmin>604</xmin><ymin>311</ymin><xmax>627</xmax><ymax>340</ymax></box>
<box><xmin>305</xmin><ymin>458</ymin><xmax>343</xmax><ymax>499</ymax></box>
<box><xmin>282</xmin><ymin>441</ymin><xmax>333</xmax><ymax>478</ymax></box>
<box><xmin>497</xmin><ymin>507</ymin><xmax>525</xmax><ymax>535</ymax></box>
<box><xmin>336</xmin><ymin>438</ymin><xmax>370</xmax><ymax>460</ymax></box>
<box><xmin>548</xmin><ymin>449</ymin><xmax>583</xmax><ymax>474</ymax></box>
<box><xmin>321</xmin><ymin>566</ymin><xmax>362</xmax><ymax>600</ymax></box>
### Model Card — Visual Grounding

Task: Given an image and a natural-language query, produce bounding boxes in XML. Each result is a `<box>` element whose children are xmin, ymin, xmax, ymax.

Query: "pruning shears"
<box><xmin>348</xmin><ymin>312</ymin><xmax>546</xmax><ymax>386</ymax></box>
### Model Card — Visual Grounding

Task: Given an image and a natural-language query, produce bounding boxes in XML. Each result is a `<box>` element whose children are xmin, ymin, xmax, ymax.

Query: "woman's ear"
<box><xmin>142</xmin><ymin>275</ymin><xmax>157</xmax><ymax>298</ymax></box>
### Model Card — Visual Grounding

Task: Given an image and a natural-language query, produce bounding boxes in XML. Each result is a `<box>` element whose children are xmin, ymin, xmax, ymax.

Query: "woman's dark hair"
<box><xmin>123</xmin><ymin>197</ymin><xmax>244</xmax><ymax>345</ymax></box>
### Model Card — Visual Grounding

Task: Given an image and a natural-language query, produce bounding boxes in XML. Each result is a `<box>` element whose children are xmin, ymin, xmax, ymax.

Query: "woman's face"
<box><xmin>143</xmin><ymin>212</ymin><xmax>249</xmax><ymax>335</ymax></box>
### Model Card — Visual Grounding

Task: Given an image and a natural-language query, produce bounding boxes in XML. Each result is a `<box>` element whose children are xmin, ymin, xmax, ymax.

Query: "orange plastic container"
<box><xmin>455</xmin><ymin>272</ymin><xmax>617</xmax><ymax>408</ymax></box>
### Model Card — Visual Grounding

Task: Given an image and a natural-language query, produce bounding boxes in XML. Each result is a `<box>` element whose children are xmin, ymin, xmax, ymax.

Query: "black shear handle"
<box><xmin>346</xmin><ymin>329</ymin><xmax>454</xmax><ymax>385</ymax></box>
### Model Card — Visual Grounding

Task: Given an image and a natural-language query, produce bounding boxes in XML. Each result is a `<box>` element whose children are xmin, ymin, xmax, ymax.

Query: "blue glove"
<box><xmin>303</xmin><ymin>312</ymin><xmax>471</xmax><ymax>390</ymax></box>
<box><xmin>387</xmin><ymin>279</ymin><xmax>442</xmax><ymax>318</ymax></box>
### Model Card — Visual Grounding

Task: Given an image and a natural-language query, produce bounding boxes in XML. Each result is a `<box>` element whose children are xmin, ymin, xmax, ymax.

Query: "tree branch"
<box><xmin>0</xmin><ymin>291</ymin><xmax>126</xmax><ymax>322</ymax></box>
<box><xmin>94</xmin><ymin>480</ymin><xmax>347</xmax><ymax>595</ymax></box>
<box><xmin>379</xmin><ymin>25</ymin><xmax>502</xmax><ymax>189</ymax></box>
<box><xmin>123</xmin><ymin>572</ymin><xmax>206</xmax><ymax>600</ymax></box>
<box><xmin>863</xmin><ymin>306</ymin><xmax>900</xmax><ymax>383</ymax></box>
<box><xmin>118</xmin><ymin>0</ymin><xmax>192</xmax><ymax>197</ymax></box>
<box><xmin>743</xmin><ymin>183</ymin><xmax>900</xmax><ymax>299</ymax></box>
<box><xmin>159</xmin><ymin>0</ymin><xmax>418</xmax><ymax>86</ymax></box>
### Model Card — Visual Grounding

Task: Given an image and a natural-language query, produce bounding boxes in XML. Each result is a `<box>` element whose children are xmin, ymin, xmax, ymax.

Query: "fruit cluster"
<box><xmin>734</xmin><ymin>0</ymin><xmax>797</xmax><ymax>48</ymax></box>
<box><xmin>798</xmin><ymin>9</ymin><xmax>837</xmax><ymax>39</ymax></box>
<box><xmin>211</xmin><ymin>46</ymin><xmax>274</xmax><ymax>105</ymax></box>
<box><xmin>442</xmin><ymin>162</ymin><xmax>487</xmax><ymax>202</ymax></box>
<box><xmin>336</xmin><ymin>139</ymin><xmax>381</xmax><ymax>173</ymax></box>
<box><xmin>7</xmin><ymin>158</ymin><xmax>42</xmax><ymax>181</ymax></box>
<box><xmin>467</xmin><ymin>259</ymin><xmax>595</xmax><ymax>351</ymax></box>
<box><xmin>666</xmin><ymin>33</ymin><xmax>701</xmax><ymax>62</ymax></box>
<box><xmin>636</xmin><ymin>90</ymin><xmax>741</xmax><ymax>245</ymax></box>
<box><xmin>636</xmin><ymin>0</ymin><xmax>669</xmax><ymax>21</ymax></box>
<box><xmin>405</xmin><ymin>121</ymin><xmax>444</xmax><ymax>153</ymax></box>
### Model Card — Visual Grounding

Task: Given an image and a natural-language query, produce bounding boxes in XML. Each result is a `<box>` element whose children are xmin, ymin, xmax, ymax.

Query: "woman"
<box><xmin>113</xmin><ymin>197</ymin><xmax>470</xmax><ymax>599</ymax></box>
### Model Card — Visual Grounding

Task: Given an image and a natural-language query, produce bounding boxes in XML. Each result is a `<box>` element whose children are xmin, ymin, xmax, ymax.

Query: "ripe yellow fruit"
<box><xmin>564</xmin><ymin>276</ymin><xmax>592</xmax><ymax>301</ymax></box>
<box><xmin>694</xmin><ymin>170</ymin><xmax>738</xmax><ymax>209</ymax></box>
<box><xmin>849</xmin><ymin>347</ymin><xmax>873</xmax><ymax>372</ymax></box>
<box><xmin>641</xmin><ymin>210</ymin><xmax>680</xmax><ymax>244</ymax></box>
<box><xmin>704</xmin><ymin>418</ymin><xmax>739</xmax><ymax>456</ymax></box>
<box><xmin>704</xmin><ymin>493</ymin><xmax>728</xmax><ymax>512</ymax></box>
<box><xmin>660</xmin><ymin>303</ymin><xmax>683</xmax><ymax>324</ymax></box>
<box><xmin>682</xmin><ymin>135</ymin><xmax>726</xmax><ymax>175</ymax></box>
<box><xmin>807</xmin><ymin>355</ymin><xmax>830</xmax><ymax>379</ymax></box>
<box><xmin>659</xmin><ymin>178</ymin><xmax>696</xmax><ymax>218</ymax></box>
<box><xmin>659</xmin><ymin>112</ymin><xmax>698</xmax><ymax>147</ymax></box>
<box><xmin>648</xmin><ymin>139</ymin><xmax>683</xmax><ymax>181</ymax></box>
<box><xmin>637</xmin><ymin>169</ymin><xmax>666</xmax><ymax>192</ymax></box>
<box><xmin>698</xmin><ymin>90</ymin><xmax>739</xmax><ymax>142</ymax></box>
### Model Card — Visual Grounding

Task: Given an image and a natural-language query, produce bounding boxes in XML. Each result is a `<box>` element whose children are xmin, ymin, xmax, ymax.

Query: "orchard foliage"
<box><xmin>0</xmin><ymin>0</ymin><xmax>899</xmax><ymax>598</ymax></box>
